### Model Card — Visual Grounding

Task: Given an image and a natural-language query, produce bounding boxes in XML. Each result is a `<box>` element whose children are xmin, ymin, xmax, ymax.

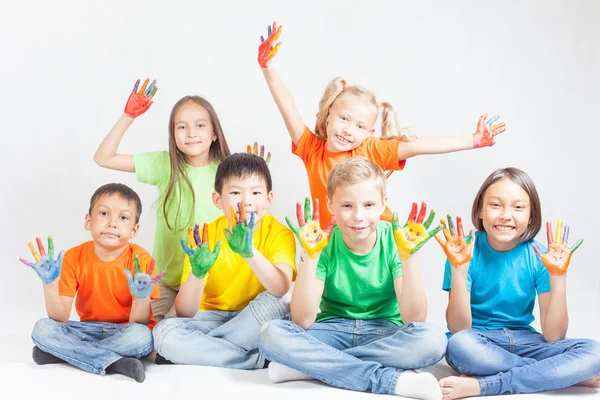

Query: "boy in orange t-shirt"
<box><xmin>20</xmin><ymin>183</ymin><xmax>162</xmax><ymax>383</ymax></box>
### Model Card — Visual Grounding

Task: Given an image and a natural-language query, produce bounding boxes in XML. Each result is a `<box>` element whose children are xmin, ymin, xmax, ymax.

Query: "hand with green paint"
<box><xmin>533</xmin><ymin>220</ymin><xmax>583</xmax><ymax>276</ymax></box>
<box><xmin>224</xmin><ymin>202</ymin><xmax>255</xmax><ymax>258</ymax></box>
<box><xmin>19</xmin><ymin>237</ymin><xmax>64</xmax><ymax>285</ymax></box>
<box><xmin>434</xmin><ymin>215</ymin><xmax>476</xmax><ymax>267</ymax></box>
<box><xmin>286</xmin><ymin>197</ymin><xmax>335</xmax><ymax>259</ymax></box>
<box><xmin>125</xmin><ymin>255</ymin><xmax>164</xmax><ymax>299</ymax></box>
<box><xmin>392</xmin><ymin>202</ymin><xmax>443</xmax><ymax>260</ymax></box>
<box><xmin>181</xmin><ymin>223</ymin><xmax>222</xmax><ymax>279</ymax></box>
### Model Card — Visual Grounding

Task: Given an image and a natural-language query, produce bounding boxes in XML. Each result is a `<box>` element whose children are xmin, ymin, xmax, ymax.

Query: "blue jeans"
<box><xmin>259</xmin><ymin>318</ymin><xmax>448</xmax><ymax>394</ymax></box>
<box><xmin>446</xmin><ymin>328</ymin><xmax>600</xmax><ymax>395</ymax></box>
<box><xmin>153</xmin><ymin>291</ymin><xmax>289</xmax><ymax>369</ymax></box>
<box><xmin>31</xmin><ymin>318</ymin><xmax>153</xmax><ymax>375</ymax></box>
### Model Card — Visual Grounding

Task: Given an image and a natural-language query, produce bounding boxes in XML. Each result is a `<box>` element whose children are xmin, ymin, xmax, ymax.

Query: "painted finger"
<box><xmin>202</xmin><ymin>223</ymin><xmax>209</xmax><ymax>245</ymax></box>
<box><xmin>132</xmin><ymin>79</ymin><xmax>140</xmax><ymax>94</ymax></box>
<box><xmin>555</xmin><ymin>220</ymin><xmax>563</xmax><ymax>243</ymax></box>
<box><xmin>138</xmin><ymin>78</ymin><xmax>150</xmax><ymax>94</ymax></box>
<box><xmin>304</xmin><ymin>197</ymin><xmax>311</xmax><ymax>222</ymax></box>
<box><xmin>456</xmin><ymin>216</ymin><xmax>465</xmax><ymax>238</ymax></box>
<box><xmin>296</xmin><ymin>202</ymin><xmax>305</xmax><ymax>226</ymax></box>
<box><xmin>194</xmin><ymin>224</ymin><xmax>202</xmax><ymax>247</ymax></box>
<box><xmin>423</xmin><ymin>209</ymin><xmax>436</xmax><ymax>229</ymax></box>
<box><xmin>313</xmin><ymin>198</ymin><xmax>320</xmax><ymax>222</ymax></box>
<box><xmin>36</xmin><ymin>237</ymin><xmax>47</xmax><ymax>257</ymax></box>
<box><xmin>180</xmin><ymin>239</ymin><xmax>195</xmax><ymax>256</ymax></box>
<box><xmin>28</xmin><ymin>242</ymin><xmax>40</xmax><ymax>262</ymax></box>
<box><xmin>447</xmin><ymin>215</ymin><xmax>457</xmax><ymax>237</ymax></box>
<box><xmin>48</xmin><ymin>237</ymin><xmax>54</xmax><ymax>259</ymax></box>
<box><xmin>19</xmin><ymin>258</ymin><xmax>35</xmax><ymax>268</ymax></box>
<box><xmin>324</xmin><ymin>216</ymin><xmax>336</xmax><ymax>238</ymax></box>
<box><xmin>532</xmin><ymin>242</ymin><xmax>544</xmax><ymax>258</ymax></box>
<box><xmin>570</xmin><ymin>239</ymin><xmax>583</xmax><ymax>253</ymax></box>
<box><xmin>406</xmin><ymin>202</ymin><xmax>417</xmax><ymax>224</ymax></box>
<box><xmin>416</xmin><ymin>202</ymin><xmax>427</xmax><ymax>224</ymax></box>
<box><xmin>562</xmin><ymin>225</ymin><xmax>569</xmax><ymax>245</ymax></box>
<box><xmin>546</xmin><ymin>221</ymin><xmax>553</xmax><ymax>245</ymax></box>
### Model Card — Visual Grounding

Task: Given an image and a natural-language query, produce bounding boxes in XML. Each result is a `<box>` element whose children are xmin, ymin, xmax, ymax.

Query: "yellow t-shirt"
<box><xmin>182</xmin><ymin>214</ymin><xmax>297</xmax><ymax>311</ymax></box>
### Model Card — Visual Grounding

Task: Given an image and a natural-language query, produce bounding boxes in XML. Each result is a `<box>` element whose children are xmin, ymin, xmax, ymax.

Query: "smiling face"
<box><xmin>326</xmin><ymin>178</ymin><xmax>386</xmax><ymax>254</ymax></box>
<box><xmin>479</xmin><ymin>178</ymin><xmax>531</xmax><ymax>251</ymax></box>
<box><xmin>173</xmin><ymin>101</ymin><xmax>216</xmax><ymax>166</ymax></box>
<box><xmin>325</xmin><ymin>94</ymin><xmax>378</xmax><ymax>152</ymax></box>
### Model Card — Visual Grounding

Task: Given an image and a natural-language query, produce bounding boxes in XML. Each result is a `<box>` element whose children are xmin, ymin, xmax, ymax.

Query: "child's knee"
<box><xmin>31</xmin><ymin>318</ymin><xmax>62</xmax><ymax>341</ymax></box>
<box><xmin>414</xmin><ymin>322</ymin><xmax>448</xmax><ymax>363</ymax></box>
<box><xmin>152</xmin><ymin>317</ymin><xmax>183</xmax><ymax>348</ymax></box>
<box><xmin>258</xmin><ymin>319</ymin><xmax>288</xmax><ymax>352</ymax></box>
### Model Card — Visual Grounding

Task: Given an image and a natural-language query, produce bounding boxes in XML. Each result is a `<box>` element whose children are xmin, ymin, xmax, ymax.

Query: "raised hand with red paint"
<box><xmin>435</xmin><ymin>215</ymin><xmax>476</xmax><ymax>267</ymax></box>
<box><xmin>181</xmin><ymin>223</ymin><xmax>223</xmax><ymax>279</ymax></box>
<box><xmin>473</xmin><ymin>113</ymin><xmax>506</xmax><ymax>148</ymax></box>
<box><xmin>532</xmin><ymin>220</ymin><xmax>583</xmax><ymax>276</ymax></box>
<box><xmin>285</xmin><ymin>197</ymin><xmax>335</xmax><ymax>259</ymax></box>
<box><xmin>19</xmin><ymin>236</ymin><xmax>64</xmax><ymax>284</ymax></box>
<box><xmin>247</xmin><ymin>141</ymin><xmax>272</xmax><ymax>165</ymax></box>
<box><xmin>124</xmin><ymin>78</ymin><xmax>158</xmax><ymax>118</ymax></box>
<box><xmin>392</xmin><ymin>202</ymin><xmax>442</xmax><ymax>259</ymax></box>
<box><xmin>258</xmin><ymin>21</ymin><xmax>282</xmax><ymax>68</ymax></box>
<box><xmin>125</xmin><ymin>255</ymin><xmax>165</xmax><ymax>299</ymax></box>
<box><xmin>224</xmin><ymin>203</ymin><xmax>255</xmax><ymax>258</ymax></box>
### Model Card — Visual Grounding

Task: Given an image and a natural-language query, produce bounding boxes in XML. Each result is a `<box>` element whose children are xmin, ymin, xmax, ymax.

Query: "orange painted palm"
<box><xmin>434</xmin><ymin>215</ymin><xmax>476</xmax><ymax>267</ymax></box>
<box><xmin>532</xmin><ymin>221</ymin><xmax>583</xmax><ymax>276</ymax></box>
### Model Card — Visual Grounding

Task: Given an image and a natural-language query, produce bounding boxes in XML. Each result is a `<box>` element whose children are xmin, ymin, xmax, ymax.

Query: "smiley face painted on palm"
<box><xmin>403</xmin><ymin>222</ymin><xmax>426</xmax><ymax>243</ymax></box>
<box><xmin>299</xmin><ymin>220</ymin><xmax>326</xmax><ymax>252</ymax></box>
<box><xmin>548</xmin><ymin>243</ymin><xmax>567</xmax><ymax>264</ymax></box>
<box><xmin>130</xmin><ymin>274</ymin><xmax>153</xmax><ymax>299</ymax></box>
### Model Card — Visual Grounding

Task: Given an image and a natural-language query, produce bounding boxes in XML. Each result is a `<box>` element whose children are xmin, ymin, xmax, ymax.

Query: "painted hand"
<box><xmin>19</xmin><ymin>237</ymin><xmax>64</xmax><ymax>284</ymax></box>
<box><xmin>125</xmin><ymin>255</ymin><xmax>164</xmax><ymax>299</ymax></box>
<box><xmin>124</xmin><ymin>78</ymin><xmax>158</xmax><ymax>118</ymax></box>
<box><xmin>285</xmin><ymin>197</ymin><xmax>335</xmax><ymax>259</ymax></box>
<box><xmin>392</xmin><ymin>202</ymin><xmax>442</xmax><ymax>259</ymax></box>
<box><xmin>532</xmin><ymin>220</ymin><xmax>583</xmax><ymax>276</ymax></box>
<box><xmin>434</xmin><ymin>215</ymin><xmax>476</xmax><ymax>267</ymax></box>
<box><xmin>181</xmin><ymin>223</ymin><xmax>222</xmax><ymax>279</ymax></box>
<box><xmin>247</xmin><ymin>141</ymin><xmax>272</xmax><ymax>164</ymax></box>
<box><xmin>258</xmin><ymin>21</ymin><xmax>282</xmax><ymax>68</ymax></box>
<box><xmin>224</xmin><ymin>203</ymin><xmax>255</xmax><ymax>258</ymax></box>
<box><xmin>473</xmin><ymin>113</ymin><xmax>506</xmax><ymax>148</ymax></box>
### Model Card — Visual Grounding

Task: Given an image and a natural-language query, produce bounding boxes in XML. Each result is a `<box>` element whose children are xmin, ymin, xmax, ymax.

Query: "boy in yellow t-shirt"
<box><xmin>152</xmin><ymin>153</ymin><xmax>296</xmax><ymax>369</ymax></box>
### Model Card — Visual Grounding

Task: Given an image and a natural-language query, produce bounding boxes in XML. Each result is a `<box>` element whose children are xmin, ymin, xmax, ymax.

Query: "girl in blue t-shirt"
<box><xmin>435</xmin><ymin>167</ymin><xmax>600</xmax><ymax>399</ymax></box>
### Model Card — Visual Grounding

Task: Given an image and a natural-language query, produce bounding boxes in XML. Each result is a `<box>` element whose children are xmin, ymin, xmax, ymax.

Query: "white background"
<box><xmin>0</xmin><ymin>0</ymin><xmax>598</xmax><ymax>383</ymax></box>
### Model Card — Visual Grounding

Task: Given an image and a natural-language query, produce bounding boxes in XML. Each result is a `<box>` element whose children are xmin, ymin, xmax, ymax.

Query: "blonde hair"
<box><xmin>315</xmin><ymin>77</ymin><xmax>413</xmax><ymax>142</ymax></box>
<box><xmin>327</xmin><ymin>157</ymin><xmax>387</xmax><ymax>200</ymax></box>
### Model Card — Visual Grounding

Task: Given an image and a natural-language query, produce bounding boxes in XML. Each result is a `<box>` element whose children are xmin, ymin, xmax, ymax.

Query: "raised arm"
<box><xmin>534</xmin><ymin>221</ymin><xmax>583</xmax><ymax>341</ymax></box>
<box><xmin>258</xmin><ymin>22</ymin><xmax>305</xmax><ymax>145</ymax></box>
<box><xmin>286</xmin><ymin>197</ymin><xmax>334</xmax><ymax>329</ymax></box>
<box><xmin>93</xmin><ymin>78</ymin><xmax>158</xmax><ymax>172</ymax></box>
<box><xmin>397</xmin><ymin>114</ymin><xmax>506</xmax><ymax>160</ymax></box>
<box><xmin>434</xmin><ymin>215</ymin><xmax>476</xmax><ymax>333</ymax></box>
<box><xmin>175</xmin><ymin>225</ymin><xmax>221</xmax><ymax>317</ymax></box>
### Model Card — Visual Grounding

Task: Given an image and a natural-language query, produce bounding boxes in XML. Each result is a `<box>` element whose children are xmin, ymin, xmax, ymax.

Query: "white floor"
<box><xmin>1</xmin><ymin>332</ymin><xmax>598</xmax><ymax>400</ymax></box>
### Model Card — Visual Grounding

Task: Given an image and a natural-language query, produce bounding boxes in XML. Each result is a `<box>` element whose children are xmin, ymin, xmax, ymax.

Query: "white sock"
<box><xmin>268</xmin><ymin>361</ymin><xmax>314</xmax><ymax>383</ymax></box>
<box><xmin>395</xmin><ymin>370</ymin><xmax>441</xmax><ymax>400</ymax></box>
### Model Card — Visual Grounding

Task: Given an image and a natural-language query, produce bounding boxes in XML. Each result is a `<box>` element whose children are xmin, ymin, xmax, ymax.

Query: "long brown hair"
<box><xmin>163</xmin><ymin>96</ymin><xmax>231</xmax><ymax>231</ymax></box>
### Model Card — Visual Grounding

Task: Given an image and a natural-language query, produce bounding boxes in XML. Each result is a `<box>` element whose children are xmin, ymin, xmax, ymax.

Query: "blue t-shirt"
<box><xmin>442</xmin><ymin>231</ymin><xmax>550</xmax><ymax>332</ymax></box>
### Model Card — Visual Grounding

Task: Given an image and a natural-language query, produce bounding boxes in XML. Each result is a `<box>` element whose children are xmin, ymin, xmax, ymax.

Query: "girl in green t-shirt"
<box><xmin>94</xmin><ymin>79</ymin><xmax>231</xmax><ymax>321</ymax></box>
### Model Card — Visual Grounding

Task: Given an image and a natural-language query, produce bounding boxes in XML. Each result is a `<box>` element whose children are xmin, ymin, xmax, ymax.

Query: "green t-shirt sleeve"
<box><xmin>134</xmin><ymin>151</ymin><xmax>170</xmax><ymax>185</ymax></box>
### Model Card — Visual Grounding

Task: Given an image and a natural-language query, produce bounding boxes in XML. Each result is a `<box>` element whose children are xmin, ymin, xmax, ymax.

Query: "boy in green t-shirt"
<box><xmin>259</xmin><ymin>157</ymin><xmax>447</xmax><ymax>399</ymax></box>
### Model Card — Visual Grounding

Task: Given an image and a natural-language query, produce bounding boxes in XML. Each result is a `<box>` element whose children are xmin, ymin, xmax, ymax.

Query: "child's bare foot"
<box><xmin>575</xmin><ymin>373</ymin><xmax>600</xmax><ymax>388</ymax></box>
<box><xmin>439</xmin><ymin>376</ymin><xmax>480</xmax><ymax>400</ymax></box>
